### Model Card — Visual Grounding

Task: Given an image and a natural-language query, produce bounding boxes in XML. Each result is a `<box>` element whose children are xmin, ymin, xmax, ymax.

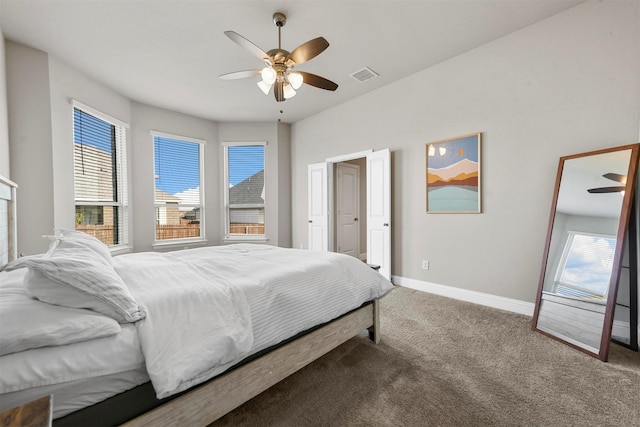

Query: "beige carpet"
<box><xmin>211</xmin><ymin>286</ymin><xmax>640</xmax><ymax>426</ymax></box>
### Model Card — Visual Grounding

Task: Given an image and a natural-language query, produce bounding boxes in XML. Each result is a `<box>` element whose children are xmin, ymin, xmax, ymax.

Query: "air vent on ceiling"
<box><xmin>350</xmin><ymin>67</ymin><xmax>379</xmax><ymax>83</ymax></box>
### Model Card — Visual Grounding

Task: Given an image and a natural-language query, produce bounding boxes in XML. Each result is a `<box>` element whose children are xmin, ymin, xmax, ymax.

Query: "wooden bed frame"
<box><xmin>123</xmin><ymin>300</ymin><xmax>380</xmax><ymax>426</ymax></box>
<box><xmin>52</xmin><ymin>300</ymin><xmax>380</xmax><ymax>427</ymax></box>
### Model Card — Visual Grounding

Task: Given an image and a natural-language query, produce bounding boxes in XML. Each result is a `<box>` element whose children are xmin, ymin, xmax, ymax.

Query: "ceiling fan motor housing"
<box><xmin>273</xmin><ymin>12</ymin><xmax>286</xmax><ymax>27</ymax></box>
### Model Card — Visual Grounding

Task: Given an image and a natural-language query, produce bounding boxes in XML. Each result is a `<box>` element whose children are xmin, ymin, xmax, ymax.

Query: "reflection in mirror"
<box><xmin>532</xmin><ymin>144</ymin><xmax>639</xmax><ymax>361</ymax></box>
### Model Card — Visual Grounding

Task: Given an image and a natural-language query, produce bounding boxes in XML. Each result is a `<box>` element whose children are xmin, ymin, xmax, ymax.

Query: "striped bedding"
<box><xmin>114</xmin><ymin>244</ymin><xmax>393</xmax><ymax>399</ymax></box>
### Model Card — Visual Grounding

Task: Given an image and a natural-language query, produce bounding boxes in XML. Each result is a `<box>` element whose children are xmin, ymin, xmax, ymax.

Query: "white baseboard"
<box><xmin>391</xmin><ymin>275</ymin><xmax>535</xmax><ymax>316</ymax></box>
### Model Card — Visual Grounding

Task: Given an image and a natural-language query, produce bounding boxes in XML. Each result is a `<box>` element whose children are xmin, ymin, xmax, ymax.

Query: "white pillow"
<box><xmin>0</xmin><ymin>269</ymin><xmax>121</xmax><ymax>356</ymax></box>
<box><xmin>54</xmin><ymin>229</ymin><xmax>113</xmax><ymax>266</ymax></box>
<box><xmin>4</xmin><ymin>242</ymin><xmax>146</xmax><ymax>323</ymax></box>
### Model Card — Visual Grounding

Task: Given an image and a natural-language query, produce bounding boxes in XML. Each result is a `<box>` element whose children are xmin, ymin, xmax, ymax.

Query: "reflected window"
<box><xmin>554</xmin><ymin>231</ymin><xmax>616</xmax><ymax>300</ymax></box>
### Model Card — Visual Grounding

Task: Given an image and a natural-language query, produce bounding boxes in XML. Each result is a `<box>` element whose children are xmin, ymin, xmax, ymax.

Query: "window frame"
<box><xmin>222</xmin><ymin>141</ymin><xmax>267</xmax><ymax>242</ymax></box>
<box><xmin>72</xmin><ymin>100</ymin><xmax>129</xmax><ymax>250</ymax></box>
<box><xmin>553</xmin><ymin>230</ymin><xmax>617</xmax><ymax>301</ymax></box>
<box><xmin>151</xmin><ymin>131</ymin><xmax>206</xmax><ymax>246</ymax></box>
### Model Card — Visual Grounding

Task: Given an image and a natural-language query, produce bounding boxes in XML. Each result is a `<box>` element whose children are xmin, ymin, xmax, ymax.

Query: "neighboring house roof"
<box><xmin>155</xmin><ymin>188</ymin><xmax>180</xmax><ymax>203</ymax></box>
<box><xmin>229</xmin><ymin>170</ymin><xmax>264</xmax><ymax>205</ymax></box>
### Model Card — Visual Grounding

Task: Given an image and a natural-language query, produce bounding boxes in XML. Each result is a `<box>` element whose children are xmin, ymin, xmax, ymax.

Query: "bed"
<box><xmin>0</xmin><ymin>177</ymin><xmax>393</xmax><ymax>426</ymax></box>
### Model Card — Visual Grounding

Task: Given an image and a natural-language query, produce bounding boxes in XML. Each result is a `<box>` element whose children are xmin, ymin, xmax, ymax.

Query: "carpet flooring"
<box><xmin>211</xmin><ymin>286</ymin><xmax>640</xmax><ymax>426</ymax></box>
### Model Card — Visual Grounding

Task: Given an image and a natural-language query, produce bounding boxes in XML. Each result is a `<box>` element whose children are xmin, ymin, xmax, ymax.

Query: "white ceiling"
<box><xmin>0</xmin><ymin>0</ymin><xmax>582</xmax><ymax>124</ymax></box>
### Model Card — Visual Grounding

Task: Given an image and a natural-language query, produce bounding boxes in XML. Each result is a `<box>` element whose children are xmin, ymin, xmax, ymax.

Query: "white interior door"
<box><xmin>336</xmin><ymin>163</ymin><xmax>360</xmax><ymax>258</ymax></box>
<box><xmin>308</xmin><ymin>162</ymin><xmax>331</xmax><ymax>251</ymax></box>
<box><xmin>366</xmin><ymin>149</ymin><xmax>391</xmax><ymax>279</ymax></box>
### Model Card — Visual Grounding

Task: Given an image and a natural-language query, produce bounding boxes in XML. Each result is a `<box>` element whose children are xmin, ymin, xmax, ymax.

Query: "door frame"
<box><xmin>308</xmin><ymin>149</ymin><xmax>391</xmax><ymax>279</ymax></box>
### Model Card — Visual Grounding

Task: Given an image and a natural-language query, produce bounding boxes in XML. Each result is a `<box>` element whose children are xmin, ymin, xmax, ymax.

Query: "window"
<box><xmin>554</xmin><ymin>231</ymin><xmax>617</xmax><ymax>300</ymax></box>
<box><xmin>73</xmin><ymin>103</ymin><xmax>128</xmax><ymax>247</ymax></box>
<box><xmin>224</xmin><ymin>143</ymin><xmax>265</xmax><ymax>238</ymax></box>
<box><xmin>153</xmin><ymin>132</ymin><xmax>204</xmax><ymax>242</ymax></box>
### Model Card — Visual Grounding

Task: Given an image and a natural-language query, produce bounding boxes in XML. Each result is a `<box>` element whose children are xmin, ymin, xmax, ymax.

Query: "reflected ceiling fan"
<box><xmin>587</xmin><ymin>173</ymin><xmax>627</xmax><ymax>194</ymax></box>
<box><xmin>219</xmin><ymin>12</ymin><xmax>338</xmax><ymax>102</ymax></box>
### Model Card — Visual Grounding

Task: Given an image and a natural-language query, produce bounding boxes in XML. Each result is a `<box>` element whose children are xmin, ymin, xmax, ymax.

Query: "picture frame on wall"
<box><xmin>426</xmin><ymin>132</ymin><xmax>482</xmax><ymax>213</ymax></box>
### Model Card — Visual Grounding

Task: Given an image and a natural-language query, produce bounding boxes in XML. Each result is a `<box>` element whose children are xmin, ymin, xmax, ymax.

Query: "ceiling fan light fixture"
<box><xmin>257</xmin><ymin>80</ymin><xmax>272</xmax><ymax>95</ymax></box>
<box><xmin>283</xmin><ymin>83</ymin><xmax>296</xmax><ymax>99</ymax></box>
<box><xmin>288</xmin><ymin>72</ymin><xmax>303</xmax><ymax>89</ymax></box>
<box><xmin>261</xmin><ymin>67</ymin><xmax>276</xmax><ymax>85</ymax></box>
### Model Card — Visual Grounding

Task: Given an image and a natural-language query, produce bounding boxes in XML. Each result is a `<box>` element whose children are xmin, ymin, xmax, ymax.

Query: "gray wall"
<box><xmin>290</xmin><ymin>1</ymin><xmax>640</xmax><ymax>303</ymax></box>
<box><xmin>6</xmin><ymin>41</ymin><xmax>54</xmax><ymax>255</ymax></box>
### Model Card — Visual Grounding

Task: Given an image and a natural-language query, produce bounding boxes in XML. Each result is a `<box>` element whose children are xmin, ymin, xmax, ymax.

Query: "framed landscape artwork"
<box><xmin>426</xmin><ymin>132</ymin><xmax>481</xmax><ymax>213</ymax></box>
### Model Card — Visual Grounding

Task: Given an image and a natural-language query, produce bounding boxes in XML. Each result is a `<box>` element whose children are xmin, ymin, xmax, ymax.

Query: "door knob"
<box><xmin>354</xmin><ymin>218</ymin><xmax>358</xmax><ymax>221</ymax></box>
<box><xmin>308</xmin><ymin>220</ymin><xmax>313</xmax><ymax>223</ymax></box>
<box><xmin>383</xmin><ymin>223</ymin><xmax>389</xmax><ymax>227</ymax></box>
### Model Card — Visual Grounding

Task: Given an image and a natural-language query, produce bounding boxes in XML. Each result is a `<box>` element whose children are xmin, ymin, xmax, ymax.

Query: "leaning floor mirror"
<box><xmin>532</xmin><ymin>143</ymin><xmax>639</xmax><ymax>361</ymax></box>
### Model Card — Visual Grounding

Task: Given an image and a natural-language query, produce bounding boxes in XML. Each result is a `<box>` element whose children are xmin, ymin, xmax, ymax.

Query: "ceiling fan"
<box><xmin>219</xmin><ymin>12</ymin><xmax>338</xmax><ymax>102</ymax></box>
<box><xmin>587</xmin><ymin>173</ymin><xmax>627</xmax><ymax>194</ymax></box>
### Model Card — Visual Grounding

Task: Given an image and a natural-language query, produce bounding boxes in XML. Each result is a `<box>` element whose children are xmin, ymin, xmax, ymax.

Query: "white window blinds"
<box><xmin>224</xmin><ymin>143</ymin><xmax>265</xmax><ymax>237</ymax></box>
<box><xmin>153</xmin><ymin>133</ymin><xmax>204</xmax><ymax>242</ymax></box>
<box><xmin>73</xmin><ymin>106</ymin><xmax>128</xmax><ymax>247</ymax></box>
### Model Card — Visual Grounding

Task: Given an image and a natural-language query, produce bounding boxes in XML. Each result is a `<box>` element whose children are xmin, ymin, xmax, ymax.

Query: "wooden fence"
<box><xmin>156</xmin><ymin>224</ymin><xmax>201</xmax><ymax>240</ymax></box>
<box><xmin>229</xmin><ymin>223</ymin><xmax>264</xmax><ymax>235</ymax></box>
<box><xmin>77</xmin><ymin>224</ymin><xmax>201</xmax><ymax>244</ymax></box>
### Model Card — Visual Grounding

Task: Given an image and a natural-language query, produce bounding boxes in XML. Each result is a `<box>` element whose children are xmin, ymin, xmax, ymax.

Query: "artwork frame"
<box><xmin>426</xmin><ymin>132</ymin><xmax>481</xmax><ymax>213</ymax></box>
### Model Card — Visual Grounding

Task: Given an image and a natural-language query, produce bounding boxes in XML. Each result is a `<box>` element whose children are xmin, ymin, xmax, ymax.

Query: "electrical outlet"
<box><xmin>422</xmin><ymin>260</ymin><xmax>429</xmax><ymax>270</ymax></box>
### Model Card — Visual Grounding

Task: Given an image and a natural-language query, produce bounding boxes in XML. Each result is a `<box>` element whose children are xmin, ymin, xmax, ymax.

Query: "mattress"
<box><xmin>0</xmin><ymin>322</ymin><xmax>146</xmax><ymax>418</ymax></box>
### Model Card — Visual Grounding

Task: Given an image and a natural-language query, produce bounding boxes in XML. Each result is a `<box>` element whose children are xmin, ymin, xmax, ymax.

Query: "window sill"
<box><xmin>223</xmin><ymin>236</ymin><xmax>269</xmax><ymax>244</ymax></box>
<box><xmin>110</xmin><ymin>245</ymin><xmax>133</xmax><ymax>256</ymax></box>
<box><xmin>152</xmin><ymin>239</ymin><xmax>208</xmax><ymax>251</ymax></box>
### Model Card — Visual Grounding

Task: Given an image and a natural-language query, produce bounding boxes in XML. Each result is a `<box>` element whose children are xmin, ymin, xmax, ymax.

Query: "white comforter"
<box><xmin>114</xmin><ymin>244</ymin><xmax>393</xmax><ymax>399</ymax></box>
<box><xmin>113</xmin><ymin>250</ymin><xmax>253</xmax><ymax>399</ymax></box>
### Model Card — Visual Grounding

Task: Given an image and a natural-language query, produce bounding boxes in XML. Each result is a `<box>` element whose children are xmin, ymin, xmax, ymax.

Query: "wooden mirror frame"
<box><xmin>532</xmin><ymin>143</ymin><xmax>640</xmax><ymax>361</ymax></box>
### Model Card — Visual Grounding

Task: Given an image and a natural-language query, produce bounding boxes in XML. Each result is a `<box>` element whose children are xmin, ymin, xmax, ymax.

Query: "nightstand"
<box><xmin>0</xmin><ymin>395</ymin><xmax>52</xmax><ymax>427</ymax></box>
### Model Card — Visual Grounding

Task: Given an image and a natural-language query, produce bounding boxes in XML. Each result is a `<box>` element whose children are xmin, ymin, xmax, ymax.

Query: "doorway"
<box><xmin>308</xmin><ymin>149</ymin><xmax>391</xmax><ymax>279</ymax></box>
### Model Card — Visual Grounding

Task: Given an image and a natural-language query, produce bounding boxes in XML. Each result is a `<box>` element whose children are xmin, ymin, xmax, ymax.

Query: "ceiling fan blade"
<box><xmin>218</xmin><ymin>69</ymin><xmax>261</xmax><ymax>80</ymax></box>
<box><xmin>298</xmin><ymin>72</ymin><xmax>338</xmax><ymax>91</ymax></box>
<box><xmin>587</xmin><ymin>186</ymin><xmax>625</xmax><ymax>194</ymax></box>
<box><xmin>274</xmin><ymin>81</ymin><xmax>285</xmax><ymax>102</ymax></box>
<box><xmin>224</xmin><ymin>31</ymin><xmax>271</xmax><ymax>63</ymax></box>
<box><xmin>603</xmin><ymin>173</ymin><xmax>626</xmax><ymax>183</ymax></box>
<box><xmin>289</xmin><ymin>37</ymin><xmax>329</xmax><ymax>65</ymax></box>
